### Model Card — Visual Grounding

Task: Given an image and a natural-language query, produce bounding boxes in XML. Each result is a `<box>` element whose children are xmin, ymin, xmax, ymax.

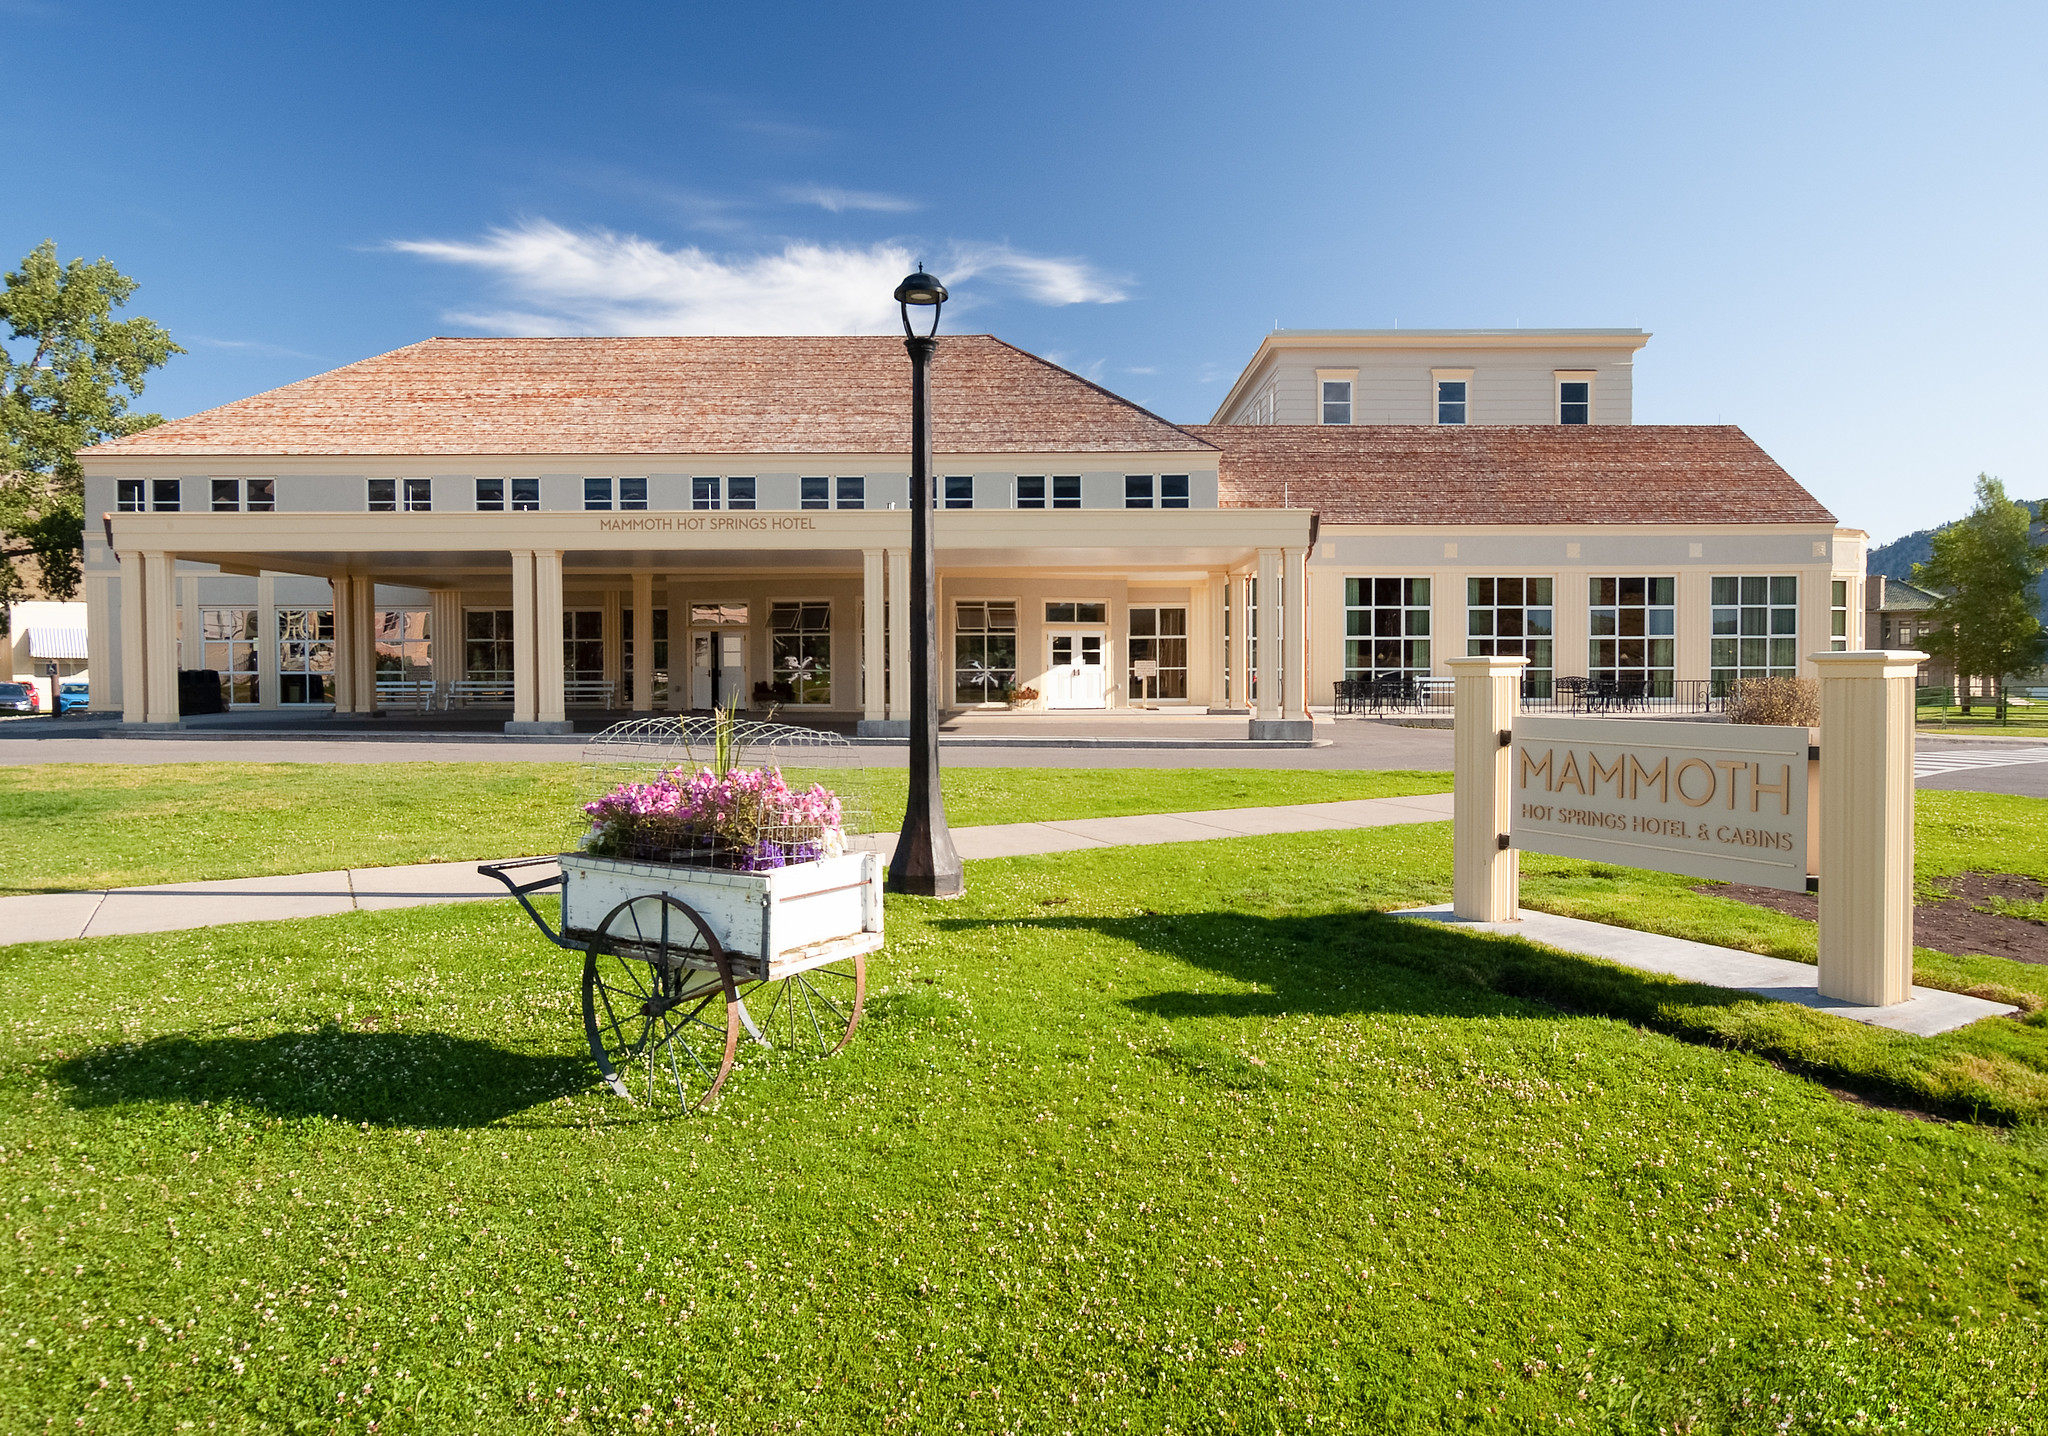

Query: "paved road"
<box><xmin>1913</xmin><ymin>744</ymin><xmax>2048</xmax><ymax>798</ymax></box>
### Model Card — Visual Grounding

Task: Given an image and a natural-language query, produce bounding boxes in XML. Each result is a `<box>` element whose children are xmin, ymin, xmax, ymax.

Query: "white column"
<box><xmin>1205</xmin><ymin>571</ymin><xmax>1227</xmax><ymax>709</ymax></box>
<box><xmin>536</xmin><ymin>549</ymin><xmax>567</xmax><ymax>725</ymax></box>
<box><xmin>179</xmin><ymin>570</ymin><xmax>201</xmax><ymax>671</ymax></box>
<box><xmin>1282</xmin><ymin>546</ymin><xmax>1308</xmax><ymax>722</ymax></box>
<box><xmin>1813</xmin><ymin>650</ymin><xmax>1925</xmax><ymax>1006</ymax></box>
<box><xmin>862</xmin><ymin>549</ymin><xmax>886</xmax><ymax>722</ymax></box>
<box><xmin>1229</xmin><ymin>571</ymin><xmax>1249</xmax><ymax>711</ymax></box>
<box><xmin>1448</xmin><ymin>654</ymin><xmax>1527</xmax><ymax>922</ymax></box>
<box><xmin>601</xmin><ymin>587</ymin><xmax>623</xmax><ymax>708</ymax></box>
<box><xmin>117</xmin><ymin>552</ymin><xmax>146</xmax><ymax>723</ymax></box>
<box><xmin>630</xmin><ymin>570</ymin><xmax>654</xmax><ymax>713</ymax></box>
<box><xmin>352</xmin><ymin>577</ymin><xmax>378</xmax><ymax>714</ymax></box>
<box><xmin>428</xmin><ymin>589</ymin><xmax>463</xmax><ymax>691</ymax></box>
<box><xmin>84</xmin><ymin>570</ymin><xmax>115</xmax><ymax>713</ymax></box>
<box><xmin>886</xmin><ymin>548</ymin><xmax>911</xmax><ymax>721</ymax></box>
<box><xmin>255</xmin><ymin>574</ymin><xmax>279</xmax><ymax>709</ymax></box>
<box><xmin>510</xmin><ymin>551</ymin><xmax>536</xmax><ymax>725</ymax></box>
<box><xmin>330</xmin><ymin>575</ymin><xmax>355</xmax><ymax>713</ymax></box>
<box><xmin>142</xmin><ymin>551</ymin><xmax>178</xmax><ymax>723</ymax></box>
<box><xmin>1255</xmin><ymin>548</ymin><xmax>1281</xmax><ymax>721</ymax></box>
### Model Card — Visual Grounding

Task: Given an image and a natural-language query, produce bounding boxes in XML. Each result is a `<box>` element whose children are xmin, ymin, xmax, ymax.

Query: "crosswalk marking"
<box><xmin>1914</xmin><ymin>746</ymin><xmax>2048</xmax><ymax>777</ymax></box>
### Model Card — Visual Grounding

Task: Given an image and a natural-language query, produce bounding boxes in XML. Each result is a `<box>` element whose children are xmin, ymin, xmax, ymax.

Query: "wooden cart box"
<box><xmin>559</xmin><ymin>850</ymin><xmax>883</xmax><ymax>980</ymax></box>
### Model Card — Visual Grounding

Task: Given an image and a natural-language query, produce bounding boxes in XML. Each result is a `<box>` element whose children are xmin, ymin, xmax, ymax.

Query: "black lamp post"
<box><xmin>887</xmin><ymin>267</ymin><xmax>965</xmax><ymax>897</ymax></box>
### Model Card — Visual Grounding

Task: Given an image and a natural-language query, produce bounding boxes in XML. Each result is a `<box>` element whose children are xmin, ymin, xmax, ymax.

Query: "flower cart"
<box><xmin>480</xmin><ymin>717</ymin><xmax>882</xmax><ymax>1111</ymax></box>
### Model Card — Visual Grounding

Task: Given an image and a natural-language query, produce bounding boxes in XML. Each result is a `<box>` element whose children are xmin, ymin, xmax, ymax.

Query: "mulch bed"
<box><xmin>1694</xmin><ymin>872</ymin><xmax>2048</xmax><ymax>964</ymax></box>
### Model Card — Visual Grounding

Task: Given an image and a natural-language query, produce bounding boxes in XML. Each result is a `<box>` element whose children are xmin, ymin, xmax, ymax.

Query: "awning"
<box><xmin>27</xmin><ymin>625</ymin><xmax>88</xmax><ymax>660</ymax></box>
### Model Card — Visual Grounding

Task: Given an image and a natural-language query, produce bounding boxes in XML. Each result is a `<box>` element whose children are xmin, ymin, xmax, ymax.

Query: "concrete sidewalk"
<box><xmin>0</xmin><ymin>792</ymin><xmax>1454</xmax><ymax>945</ymax></box>
<box><xmin>1396</xmin><ymin>904</ymin><xmax>2016</xmax><ymax>1036</ymax></box>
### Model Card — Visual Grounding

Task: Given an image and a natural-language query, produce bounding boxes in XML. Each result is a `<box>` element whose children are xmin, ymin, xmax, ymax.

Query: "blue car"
<box><xmin>57</xmin><ymin>681</ymin><xmax>89</xmax><ymax>715</ymax></box>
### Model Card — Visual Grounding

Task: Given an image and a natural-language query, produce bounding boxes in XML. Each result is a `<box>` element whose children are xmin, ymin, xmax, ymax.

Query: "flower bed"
<box><xmin>581</xmin><ymin>765</ymin><xmax>846</xmax><ymax>871</ymax></box>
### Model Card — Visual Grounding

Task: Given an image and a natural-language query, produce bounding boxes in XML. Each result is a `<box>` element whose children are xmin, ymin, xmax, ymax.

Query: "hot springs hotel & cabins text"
<box><xmin>79</xmin><ymin>328</ymin><xmax>1864</xmax><ymax>734</ymax></box>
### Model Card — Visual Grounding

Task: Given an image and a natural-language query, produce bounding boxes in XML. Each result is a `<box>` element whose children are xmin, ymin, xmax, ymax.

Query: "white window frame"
<box><xmin>1315</xmin><ymin>368</ymin><xmax>1356</xmax><ymax>425</ymax></box>
<box><xmin>1556</xmin><ymin>370</ymin><xmax>1595</xmax><ymax>425</ymax></box>
<box><xmin>952</xmin><ymin>599</ymin><xmax>1020</xmax><ymax>706</ymax></box>
<box><xmin>1432</xmin><ymin>368</ymin><xmax>1473</xmax><ymax>426</ymax></box>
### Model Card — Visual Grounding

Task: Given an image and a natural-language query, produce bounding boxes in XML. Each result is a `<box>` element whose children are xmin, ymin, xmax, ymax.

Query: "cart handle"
<box><xmin>477</xmin><ymin>857</ymin><xmax>582</xmax><ymax>952</ymax></box>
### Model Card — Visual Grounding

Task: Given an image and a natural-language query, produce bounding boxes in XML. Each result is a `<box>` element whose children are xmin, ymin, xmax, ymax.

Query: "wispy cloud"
<box><xmin>187</xmin><ymin>335</ymin><xmax>326</xmax><ymax>361</ymax></box>
<box><xmin>779</xmin><ymin>184</ymin><xmax>920</xmax><ymax>214</ymax></box>
<box><xmin>388</xmin><ymin>219</ymin><xmax>1127</xmax><ymax>336</ymax></box>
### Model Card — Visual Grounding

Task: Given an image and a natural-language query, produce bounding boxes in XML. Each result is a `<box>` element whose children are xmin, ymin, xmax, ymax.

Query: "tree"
<box><xmin>1912</xmin><ymin>474</ymin><xmax>2048</xmax><ymax>712</ymax></box>
<box><xmin>0</xmin><ymin>240</ymin><xmax>183</xmax><ymax>611</ymax></box>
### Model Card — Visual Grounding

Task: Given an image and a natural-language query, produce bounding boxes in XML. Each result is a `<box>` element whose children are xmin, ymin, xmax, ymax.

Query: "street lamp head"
<box><xmin>894</xmin><ymin>267</ymin><xmax>947</xmax><ymax>338</ymax></box>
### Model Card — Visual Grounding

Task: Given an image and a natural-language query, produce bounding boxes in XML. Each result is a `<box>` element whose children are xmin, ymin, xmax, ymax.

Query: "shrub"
<box><xmin>1727</xmin><ymin>676</ymin><xmax>1819</xmax><ymax>726</ymax></box>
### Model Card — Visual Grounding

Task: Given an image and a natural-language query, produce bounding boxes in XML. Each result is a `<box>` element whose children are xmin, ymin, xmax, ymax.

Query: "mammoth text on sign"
<box><xmin>1507</xmin><ymin>716</ymin><xmax>1811</xmax><ymax>892</ymax></box>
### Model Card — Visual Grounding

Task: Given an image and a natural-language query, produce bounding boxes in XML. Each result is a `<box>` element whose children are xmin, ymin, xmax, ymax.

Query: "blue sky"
<box><xmin>6</xmin><ymin>0</ymin><xmax>2042</xmax><ymax>543</ymax></box>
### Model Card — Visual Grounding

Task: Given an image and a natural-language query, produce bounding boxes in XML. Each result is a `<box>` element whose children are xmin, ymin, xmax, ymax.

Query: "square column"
<box><xmin>84</xmin><ymin>570</ymin><xmax>115</xmax><ymax>713</ymax></box>
<box><xmin>1282</xmin><ymin>546</ymin><xmax>1309</xmax><ymax>723</ymax></box>
<box><xmin>256</xmin><ymin>574</ymin><xmax>281</xmax><ymax>709</ymax></box>
<box><xmin>1204</xmin><ymin>571</ymin><xmax>1229</xmax><ymax>710</ymax></box>
<box><xmin>330</xmin><ymin>575</ymin><xmax>356</xmax><ymax>713</ymax></box>
<box><xmin>534</xmin><ymin>549</ymin><xmax>568</xmax><ymax>728</ymax></box>
<box><xmin>630</xmin><ymin>570</ymin><xmax>654</xmax><ymax>714</ymax></box>
<box><xmin>351</xmin><ymin>575</ymin><xmax>378</xmax><ymax>714</ymax></box>
<box><xmin>886</xmin><ymin>548</ymin><xmax>911</xmax><ymax>722</ymax></box>
<box><xmin>1448</xmin><ymin>654</ymin><xmax>1527</xmax><ymax>921</ymax></box>
<box><xmin>117</xmin><ymin>551</ymin><xmax>146</xmax><ymax>723</ymax></box>
<box><xmin>428</xmin><ymin>589</ymin><xmax>464</xmax><ymax>692</ymax></box>
<box><xmin>1813</xmin><ymin>650</ymin><xmax>1926</xmax><ymax>1006</ymax></box>
<box><xmin>509</xmin><ymin>550</ymin><xmax>536</xmax><ymax>727</ymax></box>
<box><xmin>859</xmin><ymin>548</ymin><xmax>893</xmax><ymax>733</ymax></box>
<box><xmin>1229</xmin><ymin>571</ymin><xmax>1250</xmax><ymax>712</ymax></box>
<box><xmin>601</xmin><ymin>588</ymin><xmax>623</xmax><ymax>707</ymax></box>
<box><xmin>143</xmin><ymin>551</ymin><xmax>179</xmax><ymax>723</ymax></box>
<box><xmin>1248</xmin><ymin>548</ymin><xmax>1301</xmax><ymax>737</ymax></box>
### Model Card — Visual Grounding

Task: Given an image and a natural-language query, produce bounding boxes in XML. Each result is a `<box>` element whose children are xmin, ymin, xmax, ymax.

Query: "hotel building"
<box><xmin>79</xmin><ymin>328</ymin><xmax>1864</xmax><ymax>733</ymax></box>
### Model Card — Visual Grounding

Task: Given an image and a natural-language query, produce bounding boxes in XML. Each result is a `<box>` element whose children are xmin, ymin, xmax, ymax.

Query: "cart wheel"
<box><xmin>585</xmin><ymin>894</ymin><xmax>740</xmax><ymax>1112</ymax></box>
<box><xmin>754</xmin><ymin>950</ymin><xmax>867</xmax><ymax>1057</ymax></box>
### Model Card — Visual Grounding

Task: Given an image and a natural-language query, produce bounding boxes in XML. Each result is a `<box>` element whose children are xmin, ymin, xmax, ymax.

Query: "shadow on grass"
<box><xmin>49</xmin><ymin>1028</ymin><xmax>596</xmax><ymax>1127</ymax></box>
<box><xmin>934</xmin><ymin>907</ymin><xmax>2046</xmax><ymax>1125</ymax></box>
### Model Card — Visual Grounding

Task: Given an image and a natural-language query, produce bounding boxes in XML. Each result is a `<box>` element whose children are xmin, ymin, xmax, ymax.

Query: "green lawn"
<box><xmin>0</xmin><ymin>764</ymin><xmax>1449</xmax><ymax>894</ymax></box>
<box><xmin>3</xmin><ymin>814</ymin><xmax>2045</xmax><ymax>1432</ymax></box>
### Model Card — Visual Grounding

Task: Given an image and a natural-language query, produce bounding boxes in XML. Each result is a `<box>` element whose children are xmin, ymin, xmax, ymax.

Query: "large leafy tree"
<box><xmin>1913</xmin><ymin>473</ymin><xmax>2048</xmax><ymax>706</ymax></box>
<box><xmin>0</xmin><ymin>240</ymin><xmax>183</xmax><ymax>609</ymax></box>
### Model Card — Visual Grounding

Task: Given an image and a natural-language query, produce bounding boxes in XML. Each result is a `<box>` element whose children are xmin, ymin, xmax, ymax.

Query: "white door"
<box><xmin>1045</xmin><ymin>631</ymin><xmax>1107</xmax><ymax>709</ymax></box>
<box><xmin>690</xmin><ymin>632</ymin><xmax>748</xmax><ymax>709</ymax></box>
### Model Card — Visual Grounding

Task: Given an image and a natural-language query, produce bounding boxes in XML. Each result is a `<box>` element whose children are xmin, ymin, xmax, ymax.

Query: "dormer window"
<box><xmin>1320</xmin><ymin>379</ymin><xmax>1352</xmax><ymax>425</ymax></box>
<box><xmin>1432</xmin><ymin>368</ymin><xmax>1473</xmax><ymax>425</ymax></box>
<box><xmin>1557</xmin><ymin>372</ymin><xmax>1594</xmax><ymax>425</ymax></box>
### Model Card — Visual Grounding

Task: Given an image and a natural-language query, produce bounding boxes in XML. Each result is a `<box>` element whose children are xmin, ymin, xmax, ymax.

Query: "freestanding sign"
<box><xmin>1509</xmin><ymin>717</ymin><xmax>1811</xmax><ymax>892</ymax></box>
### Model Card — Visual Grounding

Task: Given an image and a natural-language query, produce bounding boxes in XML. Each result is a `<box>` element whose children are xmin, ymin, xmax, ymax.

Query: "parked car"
<box><xmin>0</xmin><ymin>681</ymin><xmax>40</xmax><ymax>714</ymax></box>
<box><xmin>57</xmin><ymin>681</ymin><xmax>89</xmax><ymax>714</ymax></box>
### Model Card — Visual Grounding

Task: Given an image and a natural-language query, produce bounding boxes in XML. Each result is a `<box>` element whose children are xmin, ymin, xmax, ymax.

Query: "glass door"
<box><xmin>1045</xmin><ymin>631</ymin><xmax>1107</xmax><ymax>708</ymax></box>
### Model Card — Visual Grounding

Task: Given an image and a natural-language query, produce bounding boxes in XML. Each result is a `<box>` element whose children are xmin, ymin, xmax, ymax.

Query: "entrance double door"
<box><xmin>1045</xmin><ymin>630</ymin><xmax>1107</xmax><ymax>709</ymax></box>
<box><xmin>690</xmin><ymin>631</ymin><xmax>748</xmax><ymax>710</ymax></box>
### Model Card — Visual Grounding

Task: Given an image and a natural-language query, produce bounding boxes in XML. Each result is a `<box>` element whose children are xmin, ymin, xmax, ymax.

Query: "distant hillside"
<box><xmin>1867</xmin><ymin>498</ymin><xmax>2044</xmax><ymax>620</ymax></box>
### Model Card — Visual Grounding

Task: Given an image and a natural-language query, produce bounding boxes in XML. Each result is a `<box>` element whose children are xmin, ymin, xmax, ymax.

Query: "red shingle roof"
<box><xmin>1194</xmin><ymin>425</ymin><xmax>1834</xmax><ymax>525</ymax></box>
<box><xmin>87</xmin><ymin>336</ymin><xmax>1214</xmax><ymax>458</ymax></box>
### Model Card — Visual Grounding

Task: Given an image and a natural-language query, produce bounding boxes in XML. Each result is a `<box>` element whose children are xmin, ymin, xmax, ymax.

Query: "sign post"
<box><xmin>1812</xmin><ymin>651</ymin><xmax>1925</xmax><ymax>1004</ymax></box>
<box><xmin>1448</xmin><ymin>655</ymin><xmax>1526</xmax><ymax>921</ymax></box>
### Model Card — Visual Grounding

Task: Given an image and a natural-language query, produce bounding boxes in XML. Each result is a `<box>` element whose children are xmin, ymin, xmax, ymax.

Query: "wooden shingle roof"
<box><xmin>1194</xmin><ymin>425</ymin><xmax>1834</xmax><ymax>525</ymax></box>
<box><xmin>87</xmin><ymin>335</ymin><xmax>1215</xmax><ymax>458</ymax></box>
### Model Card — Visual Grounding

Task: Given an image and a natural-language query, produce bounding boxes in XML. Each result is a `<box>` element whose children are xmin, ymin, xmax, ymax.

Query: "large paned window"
<box><xmin>768</xmin><ymin>601</ymin><xmax>833</xmax><ymax>705</ymax></box>
<box><xmin>953</xmin><ymin>602</ymin><xmax>1018</xmax><ymax>705</ymax></box>
<box><xmin>375</xmin><ymin>610</ymin><xmax>431</xmax><ymax>679</ymax></box>
<box><xmin>1344</xmin><ymin>577</ymin><xmax>1432</xmax><ymax>681</ymax></box>
<box><xmin>1127</xmin><ymin>606</ymin><xmax>1188</xmax><ymax>700</ymax></box>
<box><xmin>1321</xmin><ymin>379</ymin><xmax>1352</xmax><ymax>425</ymax></box>
<box><xmin>1711</xmin><ymin>576</ymin><xmax>1798</xmax><ymax>691</ymax></box>
<box><xmin>563</xmin><ymin>611</ymin><xmax>604</xmax><ymax>685</ymax></box>
<box><xmin>1589</xmin><ymin>577</ymin><xmax>1676</xmax><ymax>693</ymax></box>
<box><xmin>464</xmin><ymin>610</ymin><xmax>515</xmax><ymax>688</ymax></box>
<box><xmin>277</xmin><ymin>609</ymin><xmax>335</xmax><ymax>703</ymax></box>
<box><xmin>201</xmin><ymin>609</ymin><xmax>260</xmax><ymax>704</ymax></box>
<box><xmin>1467</xmin><ymin>577</ymin><xmax>1554</xmax><ymax>694</ymax></box>
<box><xmin>209</xmin><ymin>479</ymin><xmax>273</xmax><ymax>511</ymax></box>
